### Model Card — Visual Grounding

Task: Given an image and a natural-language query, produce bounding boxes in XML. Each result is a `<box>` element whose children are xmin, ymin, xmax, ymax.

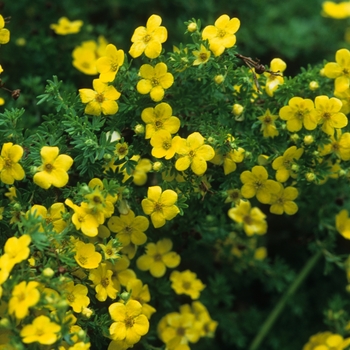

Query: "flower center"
<box><xmin>44</xmin><ymin>163</ymin><xmax>54</xmax><ymax>173</ymax></box>
<box><xmin>93</xmin><ymin>195</ymin><xmax>102</xmax><ymax>204</ymax></box>
<box><xmin>125</xmin><ymin>316</ymin><xmax>135</xmax><ymax>328</ymax></box>
<box><xmin>154</xmin><ymin>253</ymin><xmax>162</xmax><ymax>261</ymax></box>
<box><xmin>162</xmin><ymin>140</ymin><xmax>172</xmax><ymax>150</ymax></box>
<box><xmin>295</xmin><ymin>110</ymin><xmax>305</xmax><ymax>120</ymax></box>
<box><xmin>101</xmin><ymin>277</ymin><xmax>109</xmax><ymax>288</ymax></box>
<box><xmin>78</xmin><ymin>255</ymin><xmax>88</xmax><ymax>266</ymax></box>
<box><xmin>155</xmin><ymin>120</ymin><xmax>163</xmax><ymax>129</ymax></box>
<box><xmin>118</xmin><ymin>146</ymin><xmax>127</xmax><ymax>155</ymax></box>
<box><xmin>67</xmin><ymin>293</ymin><xmax>75</xmax><ymax>302</ymax></box>
<box><xmin>154</xmin><ymin>202</ymin><xmax>163</xmax><ymax>212</ymax></box>
<box><xmin>218</xmin><ymin>29</ymin><xmax>226</xmax><ymax>38</ymax></box>
<box><xmin>322</xmin><ymin>112</ymin><xmax>331</xmax><ymax>120</ymax></box>
<box><xmin>189</xmin><ymin>150</ymin><xmax>196</xmax><ymax>158</ymax></box>
<box><xmin>106</xmin><ymin>248</ymin><xmax>114</xmax><ymax>256</ymax></box>
<box><xmin>243</xmin><ymin>215</ymin><xmax>253</xmax><ymax>225</ymax></box>
<box><xmin>199</xmin><ymin>53</ymin><xmax>208</xmax><ymax>61</ymax></box>
<box><xmin>4</xmin><ymin>157</ymin><xmax>12</xmax><ymax>168</ymax></box>
<box><xmin>264</xmin><ymin>116</ymin><xmax>272</xmax><ymax>124</ymax></box>
<box><xmin>254</xmin><ymin>180</ymin><xmax>263</xmax><ymax>189</ymax></box>
<box><xmin>176</xmin><ymin>327</ymin><xmax>186</xmax><ymax>336</ymax></box>
<box><xmin>182</xmin><ymin>281</ymin><xmax>191</xmax><ymax>290</ymax></box>
<box><xmin>125</xmin><ymin>226</ymin><xmax>133</xmax><ymax>234</ymax></box>
<box><xmin>111</xmin><ymin>63</ymin><xmax>119</xmax><ymax>72</ymax></box>
<box><xmin>95</xmin><ymin>93</ymin><xmax>105</xmax><ymax>103</ymax></box>
<box><xmin>151</xmin><ymin>78</ymin><xmax>159</xmax><ymax>87</ymax></box>
<box><xmin>143</xmin><ymin>34</ymin><xmax>151</xmax><ymax>43</ymax></box>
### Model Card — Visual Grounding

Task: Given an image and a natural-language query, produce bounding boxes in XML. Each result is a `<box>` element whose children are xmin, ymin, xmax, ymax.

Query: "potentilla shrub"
<box><xmin>0</xmin><ymin>8</ymin><xmax>350</xmax><ymax>350</ymax></box>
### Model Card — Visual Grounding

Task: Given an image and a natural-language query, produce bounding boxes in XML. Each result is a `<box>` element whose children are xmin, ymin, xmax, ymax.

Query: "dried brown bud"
<box><xmin>11</xmin><ymin>89</ymin><xmax>20</xmax><ymax>100</ymax></box>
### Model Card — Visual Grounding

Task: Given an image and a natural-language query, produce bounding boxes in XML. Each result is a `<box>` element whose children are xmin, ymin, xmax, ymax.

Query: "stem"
<box><xmin>249</xmin><ymin>250</ymin><xmax>323</xmax><ymax>350</ymax></box>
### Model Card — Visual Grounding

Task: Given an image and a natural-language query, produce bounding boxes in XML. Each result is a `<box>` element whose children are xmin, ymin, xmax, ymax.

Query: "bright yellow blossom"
<box><xmin>118</xmin><ymin>155</ymin><xmax>152</xmax><ymax>186</ymax></box>
<box><xmin>137</xmin><ymin>62</ymin><xmax>174</xmax><ymax>102</ymax></box>
<box><xmin>202</xmin><ymin>14</ymin><xmax>240</xmax><ymax>56</ymax></box>
<box><xmin>192</xmin><ymin>44</ymin><xmax>211</xmax><ymax>65</ymax></box>
<box><xmin>264</xmin><ymin>58</ymin><xmax>286</xmax><ymax>96</ymax></box>
<box><xmin>336</xmin><ymin>209</ymin><xmax>350</xmax><ymax>239</ymax></box>
<box><xmin>324</xmin><ymin>49</ymin><xmax>350</xmax><ymax>92</ymax></box>
<box><xmin>141</xmin><ymin>186</ymin><xmax>180</xmax><ymax>228</ymax></box>
<box><xmin>20</xmin><ymin>315</ymin><xmax>61</xmax><ymax>345</ymax></box>
<box><xmin>211</xmin><ymin>146</ymin><xmax>245</xmax><ymax>175</ymax></box>
<box><xmin>228</xmin><ymin>200</ymin><xmax>267</xmax><ymax>236</ymax></box>
<box><xmin>319</xmin><ymin>129</ymin><xmax>350</xmax><ymax>160</ymax></box>
<box><xmin>0</xmin><ymin>15</ymin><xmax>10</xmax><ymax>44</ymax></box>
<box><xmin>0</xmin><ymin>142</ymin><xmax>25</xmax><ymax>185</ymax></box>
<box><xmin>129</xmin><ymin>14</ymin><xmax>167</xmax><ymax>59</ymax></box>
<box><xmin>269</xmin><ymin>184</ymin><xmax>299</xmax><ymax>215</ymax></box>
<box><xmin>4</xmin><ymin>234</ymin><xmax>31</xmax><ymax>265</ymax></box>
<box><xmin>257</xmin><ymin>109</ymin><xmax>279</xmax><ymax>137</ymax></box>
<box><xmin>272</xmin><ymin>146</ymin><xmax>304</xmax><ymax>182</ymax></box>
<box><xmin>136</xmin><ymin>238</ymin><xmax>181</xmax><ymax>277</ymax></box>
<box><xmin>79</xmin><ymin>79</ymin><xmax>121</xmax><ymax>116</ymax></box>
<box><xmin>109</xmin><ymin>300</ymin><xmax>149</xmax><ymax>345</ymax></box>
<box><xmin>63</xmin><ymin>281</ymin><xmax>90</xmax><ymax>313</ymax></box>
<box><xmin>313</xmin><ymin>95</ymin><xmax>348</xmax><ymax>135</ymax></box>
<box><xmin>33</xmin><ymin>146</ymin><xmax>73</xmax><ymax>189</ymax></box>
<box><xmin>96</xmin><ymin>44</ymin><xmax>125</xmax><ymax>82</ymax></box>
<box><xmin>279</xmin><ymin>97</ymin><xmax>317</xmax><ymax>132</ymax></box>
<box><xmin>89</xmin><ymin>262</ymin><xmax>118</xmax><ymax>301</ymax></box>
<box><xmin>170</xmin><ymin>270</ymin><xmax>205</xmax><ymax>300</ymax></box>
<box><xmin>303</xmin><ymin>331</ymin><xmax>350</xmax><ymax>350</ymax></box>
<box><xmin>175</xmin><ymin>132</ymin><xmax>215</xmax><ymax>176</ymax></box>
<box><xmin>151</xmin><ymin>130</ymin><xmax>183</xmax><ymax>159</ymax></box>
<box><xmin>74</xmin><ymin>241</ymin><xmax>102</xmax><ymax>269</ymax></box>
<box><xmin>50</xmin><ymin>17</ymin><xmax>83</xmax><ymax>35</ymax></box>
<box><xmin>98</xmin><ymin>238</ymin><xmax>122</xmax><ymax>260</ymax></box>
<box><xmin>9</xmin><ymin>281</ymin><xmax>40</xmax><ymax>319</ymax></box>
<box><xmin>106</xmin><ymin>255</ymin><xmax>136</xmax><ymax>291</ymax></box>
<box><xmin>240</xmin><ymin>165</ymin><xmax>280</xmax><ymax>204</ymax></box>
<box><xmin>141</xmin><ymin>102</ymin><xmax>181</xmax><ymax>139</ymax></box>
<box><xmin>108</xmin><ymin>210</ymin><xmax>149</xmax><ymax>246</ymax></box>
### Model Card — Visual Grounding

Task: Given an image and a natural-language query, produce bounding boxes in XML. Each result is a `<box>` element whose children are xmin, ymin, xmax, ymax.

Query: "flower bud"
<box><xmin>153</xmin><ymin>161</ymin><xmax>163</xmax><ymax>172</ymax></box>
<box><xmin>187</xmin><ymin>22</ymin><xmax>197</xmax><ymax>32</ymax></box>
<box><xmin>82</xmin><ymin>307</ymin><xmax>93</xmax><ymax>318</ymax></box>
<box><xmin>305</xmin><ymin>172</ymin><xmax>316</xmax><ymax>182</ymax></box>
<box><xmin>119</xmin><ymin>291</ymin><xmax>131</xmax><ymax>302</ymax></box>
<box><xmin>214</xmin><ymin>74</ymin><xmax>225</xmax><ymax>84</ymax></box>
<box><xmin>42</xmin><ymin>267</ymin><xmax>55</xmax><ymax>278</ymax></box>
<box><xmin>303</xmin><ymin>135</ymin><xmax>314</xmax><ymax>145</ymax></box>
<box><xmin>232</xmin><ymin>103</ymin><xmax>244</xmax><ymax>116</ymax></box>
<box><xmin>309</xmin><ymin>81</ymin><xmax>319</xmax><ymax>91</ymax></box>
<box><xmin>106</xmin><ymin>130</ymin><xmax>121</xmax><ymax>142</ymax></box>
<box><xmin>134</xmin><ymin>124</ymin><xmax>145</xmax><ymax>135</ymax></box>
<box><xmin>290</xmin><ymin>133</ymin><xmax>299</xmax><ymax>143</ymax></box>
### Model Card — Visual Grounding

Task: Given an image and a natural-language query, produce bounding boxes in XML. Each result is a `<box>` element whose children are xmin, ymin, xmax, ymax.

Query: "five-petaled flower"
<box><xmin>79</xmin><ymin>78</ymin><xmax>121</xmax><ymax>116</ymax></box>
<box><xmin>129</xmin><ymin>14</ymin><xmax>167</xmax><ymax>59</ymax></box>
<box><xmin>169</xmin><ymin>270</ymin><xmax>205</xmax><ymax>300</ymax></box>
<box><xmin>202</xmin><ymin>14</ymin><xmax>240</xmax><ymax>56</ymax></box>
<box><xmin>257</xmin><ymin>109</ymin><xmax>279</xmax><ymax>137</ymax></box>
<box><xmin>0</xmin><ymin>142</ymin><xmax>25</xmax><ymax>185</ymax></box>
<box><xmin>240</xmin><ymin>165</ymin><xmax>280</xmax><ymax>204</ymax></box>
<box><xmin>50</xmin><ymin>17</ymin><xmax>83</xmax><ymax>35</ymax></box>
<box><xmin>175</xmin><ymin>132</ymin><xmax>215</xmax><ymax>176</ymax></box>
<box><xmin>96</xmin><ymin>44</ymin><xmax>125</xmax><ymax>82</ymax></box>
<box><xmin>279</xmin><ymin>97</ymin><xmax>317</xmax><ymax>132</ymax></box>
<box><xmin>33</xmin><ymin>146</ymin><xmax>73</xmax><ymax>189</ymax></box>
<box><xmin>269</xmin><ymin>184</ymin><xmax>299</xmax><ymax>215</ymax></box>
<box><xmin>150</xmin><ymin>130</ymin><xmax>183</xmax><ymax>160</ymax></box>
<box><xmin>141</xmin><ymin>186</ymin><xmax>180</xmax><ymax>228</ymax></box>
<box><xmin>192</xmin><ymin>44</ymin><xmax>211</xmax><ymax>65</ymax></box>
<box><xmin>313</xmin><ymin>95</ymin><xmax>348</xmax><ymax>135</ymax></box>
<box><xmin>0</xmin><ymin>15</ymin><xmax>10</xmax><ymax>44</ymax></box>
<box><xmin>137</xmin><ymin>63</ymin><xmax>174</xmax><ymax>102</ymax></box>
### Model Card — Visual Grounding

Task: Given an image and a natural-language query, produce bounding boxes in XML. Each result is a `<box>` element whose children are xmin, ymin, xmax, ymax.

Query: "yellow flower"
<box><xmin>28</xmin><ymin>203</ymin><xmax>67</xmax><ymax>233</ymax></box>
<box><xmin>96</xmin><ymin>44</ymin><xmax>125</xmax><ymax>82</ymax></box>
<box><xmin>126</xmin><ymin>279</ymin><xmax>156</xmax><ymax>319</ymax></box>
<box><xmin>79</xmin><ymin>79</ymin><xmax>121</xmax><ymax>116</ymax></box>
<box><xmin>109</xmin><ymin>300</ymin><xmax>149</xmax><ymax>345</ymax></box>
<box><xmin>141</xmin><ymin>186</ymin><xmax>180</xmax><ymax>228</ymax></box>
<box><xmin>192</xmin><ymin>44</ymin><xmax>211</xmax><ymax>65</ymax></box>
<box><xmin>34</xmin><ymin>146</ymin><xmax>73</xmax><ymax>189</ymax></box>
<box><xmin>272</xmin><ymin>146</ymin><xmax>304</xmax><ymax>182</ymax></box>
<box><xmin>136</xmin><ymin>62</ymin><xmax>174</xmax><ymax>102</ymax></box>
<box><xmin>319</xmin><ymin>129</ymin><xmax>350</xmax><ymax>160</ymax></box>
<box><xmin>108</xmin><ymin>209</ymin><xmax>149</xmax><ymax>246</ymax></box>
<box><xmin>118</xmin><ymin>155</ymin><xmax>152</xmax><ymax>186</ymax></box>
<box><xmin>224</xmin><ymin>188</ymin><xmax>242</xmax><ymax>204</ymax></box>
<box><xmin>89</xmin><ymin>262</ymin><xmax>118</xmax><ymax>301</ymax></box>
<box><xmin>264</xmin><ymin>58</ymin><xmax>286</xmax><ymax>97</ymax></box>
<box><xmin>324</xmin><ymin>49</ymin><xmax>350</xmax><ymax>92</ymax></box>
<box><xmin>0</xmin><ymin>142</ymin><xmax>25</xmax><ymax>185</ymax></box>
<box><xmin>0</xmin><ymin>15</ymin><xmax>10</xmax><ymax>44</ymax></box>
<box><xmin>9</xmin><ymin>281</ymin><xmax>40</xmax><ymax>319</ymax></box>
<box><xmin>170</xmin><ymin>270</ymin><xmax>205</xmax><ymax>300</ymax></box>
<box><xmin>269</xmin><ymin>184</ymin><xmax>299</xmax><ymax>215</ymax></box>
<box><xmin>279</xmin><ymin>97</ymin><xmax>317</xmax><ymax>132</ymax></box>
<box><xmin>175</xmin><ymin>132</ymin><xmax>215</xmax><ymax>176</ymax></box>
<box><xmin>98</xmin><ymin>238</ymin><xmax>122</xmax><ymax>260</ymax></box>
<box><xmin>106</xmin><ymin>255</ymin><xmax>136</xmax><ymax>291</ymax></box>
<box><xmin>210</xmin><ymin>146</ymin><xmax>245</xmax><ymax>175</ymax></box>
<box><xmin>202</xmin><ymin>14</ymin><xmax>240</xmax><ymax>56</ymax></box>
<box><xmin>4</xmin><ymin>234</ymin><xmax>31</xmax><ymax>265</ymax></box>
<box><xmin>63</xmin><ymin>281</ymin><xmax>90</xmax><ymax>313</ymax></box>
<box><xmin>136</xmin><ymin>238</ymin><xmax>181</xmax><ymax>277</ymax></box>
<box><xmin>129</xmin><ymin>14</ymin><xmax>167</xmax><ymax>59</ymax></box>
<box><xmin>228</xmin><ymin>200</ymin><xmax>267</xmax><ymax>236</ymax></box>
<box><xmin>303</xmin><ymin>331</ymin><xmax>350</xmax><ymax>350</ymax></box>
<box><xmin>74</xmin><ymin>241</ymin><xmax>102</xmax><ymax>269</ymax></box>
<box><xmin>336</xmin><ymin>209</ymin><xmax>350</xmax><ymax>239</ymax></box>
<box><xmin>240</xmin><ymin>165</ymin><xmax>280</xmax><ymax>204</ymax></box>
<box><xmin>50</xmin><ymin>17</ymin><xmax>83</xmax><ymax>35</ymax></box>
<box><xmin>20</xmin><ymin>315</ymin><xmax>61</xmax><ymax>345</ymax></box>
<box><xmin>141</xmin><ymin>102</ymin><xmax>181</xmax><ymax>139</ymax></box>
<box><xmin>151</xmin><ymin>131</ymin><xmax>183</xmax><ymax>160</ymax></box>
<box><xmin>257</xmin><ymin>109</ymin><xmax>279</xmax><ymax>137</ymax></box>
<box><xmin>65</xmin><ymin>199</ymin><xmax>100</xmax><ymax>237</ymax></box>
<box><xmin>158</xmin><ymin>311</ymin><xmax>200</xmax><ymax>348</ymax></box>
<box><xmin>313</xmin><ymin>95</ymin><xmax>348</xmax><ymax>135</ymax></box>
